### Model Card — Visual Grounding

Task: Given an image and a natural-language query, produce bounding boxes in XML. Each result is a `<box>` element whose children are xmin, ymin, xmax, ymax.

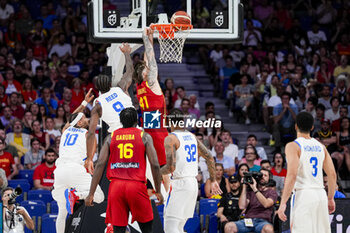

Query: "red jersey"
<box><xmin>0</xmin><ymin>152</ymin><xmax>15</xmax><ymax>177</ymax></box>
<box><xmin>107</xmin><ymin>128</ymin><xmax>146</xmax><ymax>182</ymax></box>
<box><xmin>33</xmin><ymin>163</ymin><xmax>56</xmax><ymax>187</ymax></box>
<box><xmin>271</xmin><ymin>167</ymin><xmax>287</xmax><ymax>177</ymax></box>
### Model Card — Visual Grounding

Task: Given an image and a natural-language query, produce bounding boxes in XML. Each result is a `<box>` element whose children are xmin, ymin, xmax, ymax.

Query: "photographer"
<box><xmin>2</xmin><ymin>187</ymin><xmax>34</xmax><ymax>233</ymax></box>
<box><xmin>217</xmin><ymin>175</ymin><xmax>242</xmax><ymax>233</ymax></box>
<box><xmin>229</xmin><ymin>168</ymin><xmax>277</xmax><ymax>233</ymax></box>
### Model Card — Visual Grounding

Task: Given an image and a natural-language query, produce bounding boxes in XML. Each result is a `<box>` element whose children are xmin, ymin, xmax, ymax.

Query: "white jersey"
<box><xmin>56</xmin><ymin>126</ymin><xmax>88</xmax><ymax>166</ymax></box>
<box><xmin>96</xmin><ymin>87</ymin><xmax>134</xmax><ymax>132</ymax></box>
<box><xmin>293</xmin><ymin>137</ymin><xmax>325</xmax><ymax>190</ymax></box>
<box><xmin>171</xmin><ymin>131</ymin><xmax>198</xmax><ymax>179</ymax></box>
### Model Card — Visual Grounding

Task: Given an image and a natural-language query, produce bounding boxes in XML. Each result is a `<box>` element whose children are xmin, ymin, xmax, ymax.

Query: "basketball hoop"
<box><xmin>150</xmin><ymin>24</ymin><xmax>193</xmax><ymax>63</ymax></box>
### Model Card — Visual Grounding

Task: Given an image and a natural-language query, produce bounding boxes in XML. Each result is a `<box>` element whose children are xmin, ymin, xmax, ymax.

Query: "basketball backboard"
<box><xmin>87</xmin><ymin>0</ymin><xmax>243</xmax><ymax>44</ymax></box>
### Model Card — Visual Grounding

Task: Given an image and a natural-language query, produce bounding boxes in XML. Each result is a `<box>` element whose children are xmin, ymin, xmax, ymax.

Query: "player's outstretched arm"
<box><xmin>143</xmin><ymin>132</ymin><xmax>163</xmax><ymax>205</ymax></box>
<box><xmin>85</xmin><ymin>135</ymin><xmax>111</xmax><ymax>207</ymax></box>
<box><xmin>160</xmin><ymin>135</ymin><xmax>177</xmax><ymax>175</ymax></box>
<box><xmin>323</xmin><ymin>145</ymin><xmax>336</xmax><ymax>213</ymax></box>
<box><xmin>85</xmin><ymin>104</ymin><xmax>102</xmax><ymax>174</ymax></box>
<box><xmin>277</xmin><ymin>141</ymin><xmax>300</xmax><ymax>222</ymax></box>
<box><xmin>118</xmin><ymin>43</ymin><xmax>134</xmax><ymax>93</ymax></box>
<box><xmin>62</xmin><ymin>88</ymin><xmax>94</xmax><ymax>133</ymax></box>
<box><xmin>197</xmin><ymin>138</ymin><xmax>222</xmax><ymax>195</ymax></box>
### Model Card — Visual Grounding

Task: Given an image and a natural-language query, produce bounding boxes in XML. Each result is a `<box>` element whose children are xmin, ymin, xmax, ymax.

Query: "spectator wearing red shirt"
<box><xmin>33</xmin><ymin>148</ymin><xmax>57</xmax><ymax>190</ymax></box>
<box><xmin>58</xmin><ymin>88</ymin><xmax>79</xmax><ymax>113</ymax></box>
<box><xmin>32</xmin><ymin>35</ymin><xmax>47</xmax><ymax>62</ymax></box>
<box><xmin>71</xmin><ymin>78</ymin><xmax>84</xmax><ymax>103</ymax></box>
<box><xmin>80</xmin><ymin>69</ymin><xmax>98</xmax><ymax>96</ymax></box>
<box><xmin>0</xmin><ymin>137</ymin><xmax>17</xmax><ymax>180</ymax></box>
<box><xmin>3</xmin><ymin>68</ymin><xmax>22</xmax><ymax>95</ymax></box>
<box><xmin>8</xmin><ymin>92</ymin><xmax>25</xmax><ymax>120</ymax></box>
<box><xmin>271</xmin><ymin>152</ymin><xmax>287</xmax><ymax>177</ymax></box>
<box><xmin>331</xmin><ymin>106</ymin><xmax>348</xmax><ymax>132</ymax></box>
<box><xmin>21</xmin><ymin>78</ymin><xmax>38</xmax><ymax>107</ymax></box>
<box><xmin>31</xmin><ymin>120</ymin><xmax>50</xmax><ymax>150</ymax></box>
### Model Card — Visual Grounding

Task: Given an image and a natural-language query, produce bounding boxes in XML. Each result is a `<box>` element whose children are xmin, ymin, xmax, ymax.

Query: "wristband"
<box><xmin>81</xmin><ymin>100</ymin><xmax>88</xmax><ymax>107</ymax></box>
<box><xmin>254</xmin><ymin>190</ymin><xmax>259</xmax><ymax>194</ymax></box>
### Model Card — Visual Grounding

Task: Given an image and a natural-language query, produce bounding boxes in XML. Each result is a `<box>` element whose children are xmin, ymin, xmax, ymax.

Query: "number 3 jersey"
<box><xmin>95</xmin><ymin>87</ymin><xmax>134</xmax><ymax>133</ymax></box>
<box><xmin>171</xmin><ymin>131</ymin><xmax>198</xmax><ymax>179</ymax></box>
<box><xmin>293</xmin><ymin>137</ymin><xmax>325</xmax><ymax>190</ymax></box>
<box><xmin>107</xmin><ymin>128</ymin><xmax>146</xmax><ymax>182</ymax></box>
<box><xmin>57</xmin><ymin>126</ymin><xmax>88</xmax><ymax>166</ymax></box>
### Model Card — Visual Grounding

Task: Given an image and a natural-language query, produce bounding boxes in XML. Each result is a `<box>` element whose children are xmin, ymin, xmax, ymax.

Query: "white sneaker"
<box><xmin>245</xmin><ymin>118</ymin><xmax>251</xmax><ymax>125</ymax></box>
<box><xmin>242</xmin><ymin>106</ymin><xmax>247</xmax><ymax>112</ymax></box>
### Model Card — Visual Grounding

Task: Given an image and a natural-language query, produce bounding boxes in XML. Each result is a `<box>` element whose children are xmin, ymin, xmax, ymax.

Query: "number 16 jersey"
<box><xmin>293</xmin><ymin>137</ymin><xmax>325</xmax><ymax>190</ymax></box>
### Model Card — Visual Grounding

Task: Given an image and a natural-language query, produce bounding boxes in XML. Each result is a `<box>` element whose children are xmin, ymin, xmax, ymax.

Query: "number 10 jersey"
<box><xmin>293</xmin><ymin>137</ymin><xmax>325</xmax><ymax>191</ymax></box>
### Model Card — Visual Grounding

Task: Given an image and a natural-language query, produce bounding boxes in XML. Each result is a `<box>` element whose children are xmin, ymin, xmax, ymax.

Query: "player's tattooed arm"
<box><xmin>197</xmin><ymin>139</ymin><xmax>216</xmax><ymax>182</ymax></box>
<box><xmin>160</xmin><ymin>135</ymin><xmax>177</xmax><ymax>175</ymax></box>
<box><xmin>86</xmin><ymin>135</ymin><xmax>111</xmax><ymax>206</ymax></box>
<box><xmin>142</xmin><ymin>28</ymin><xmax>158</xmax><ymax>87</ymax></box>
<box><xmin>118</xmin><ymin>43</ymin><xmax>134</xmax><ymax>93</ymax></box>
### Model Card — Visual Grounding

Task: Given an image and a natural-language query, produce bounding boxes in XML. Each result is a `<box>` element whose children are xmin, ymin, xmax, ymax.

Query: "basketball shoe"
<box><xmin>65</xmin><ymin>188</ymin><xmax>79</xmax><ymax>214</ymax></box>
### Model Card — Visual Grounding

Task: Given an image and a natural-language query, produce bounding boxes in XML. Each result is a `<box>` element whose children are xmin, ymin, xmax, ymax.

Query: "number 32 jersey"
<box><xmin>57</xmin><ymin>126</ymin><xmax>88</xmax><ymax>166</ymax></box>
<box><xmin>171</xmin><ymin>131</ymin><xmax>198</xmax><ymax>179</ymax></box>
<box><xmin>96</xmin><ymin>87</ymin><xmax>134</xmax><ymax>132</ymax></box>
<box><xmin>293</xmin><ymin>137</ymin><xmax>325</xmax><ymax>190</ymax></box>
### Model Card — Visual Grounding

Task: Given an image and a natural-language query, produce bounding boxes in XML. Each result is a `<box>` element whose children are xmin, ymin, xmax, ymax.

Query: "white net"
<box><xmin>152</xmin><ymin>25</ymin><xmax>192</xmax><ymax>63</ymax></box>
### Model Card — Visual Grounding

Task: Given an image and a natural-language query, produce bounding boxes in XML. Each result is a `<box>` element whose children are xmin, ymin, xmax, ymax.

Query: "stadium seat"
<box><xmin>199</xmin><ymin>199</ymin><xmax>220</xmax><ymax>230</ymax></box>
<box><xmin>18</xmin><ymin>170</ymin><xmax>34</xmax><ymax>187</ymax></box>
<box><xmin>184</xmin><ymin>213</ymin><xmax>200</xmax><ymax>233</ymax></box>
<box><xmin>8</xmin><ymin>179</ymin><xmax>31</xmax><ymax>192</ymax></box>
<box><xmin>208</xmin><ymin>213</ymin><xmax>218</xmax><ymax>233</ymax></box>
<box><xmin>28</xmin><ymin>190</ymin><xmax>53</xmax><ymax>204</ymax></box>
<box><xmin>21</xmin><ymin>200</ymin><xmax>46</xmax><ymax>218</ymax></box>
<box><xmin>50</xmin><ymin>200</ymin><xmax>58</xmax><ymax>214</ymax></box>
<box><xmin>41</xmin><ymin>213</ymin><xmax>57</xmax><ymax>233</ymax></box>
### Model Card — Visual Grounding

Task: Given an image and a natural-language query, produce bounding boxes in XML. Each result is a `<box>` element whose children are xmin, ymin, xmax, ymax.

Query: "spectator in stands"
<box><xmin>236</xmin><ymin>163</ymin><xmax>249</xmax><ymax>182</ymax></box>
<box><xmin>213</xmin><ymin>141</ymin><xmax>235</xmax><ymax>176</ymax></box>
<box><xmin>22</xmin><ymin>111</ymin><xmax>33</xmax><ymax>134</ymax></box>
<box><xmin>237</xmin><ymin>134</ymin><xmax>267</xmax><ymax>163</ymax></box>
<box><xmin>333</xmin><ymin>74</ymin><xmax>348</xmax><ymax>105</ymax></box>
<box><xmin>42</xmin><ymin>68</ymin><xmax>67</xmax><ymax>99</ymax></box>
<box><xmin>315</xmin><ymin>61</ymin><xmax>332</xmax><ymax>84</ymax></box>
<box><xmin>34</xmin><ymin>87</ymin><xmax>58</xmax><ymax>117</ymax></box>
<box><xmin>314</xmin><ymin>118</ymin><xmax>337</xmax><ymax>154</ymax></box>
<box><xmin>243</xmin><ymin>19</ymin><xmax>262</xmax><ymax>47</ymax></box>
<box><xmin>217</xmin><ymin>175</ymin><xmax>242</xmax><ymax>233</ymax></box>
<box><xmin>204</xmin><ymin>163</ymin><xmax>230</xmax><ymax>198</ymax></box>
<box><xmin>314</xmin><ymin>103</ymin><xmax>326</xmax><ymax>132</ymax></box>
<box><xmin>234</xmin><ymin>74</ymin><xmax>255</xmax><ymax>125</ymax></box>
<box><xmin>8</xmin><ymin>92</ymin><xmax>25</xmax><ymax>119</ymax></box>
<box><xmin>325</xmin><ymin>97</ymin><xmax>340</xmax><ymax>123</ymax></box>
<box><xmin>44</xmin><ymin>117</ymin><xmax>61</xmax><ymax>143</ymax></box>
<box><xmin>59</xmin><ymin>61</ymin><xmax>74</xmax><ymax>86</ymax></box>
<box><xmin>323</xmin><ymin>174</ymin><xmax>346</xmax><ymax>198</ymax></box>
<box><xmin>307</xmin><ymin>22</ymin><xmax>327</xmax><ymax>50</ymax></box>
<box><xmin>0</xmin><ymin>0</ymin><xmax>14</xmax><ymax>27</ymax></box>
<box><xmin>188</xmin><ymin>95</ymin><xmax>200</xmax><ymax>119</ymax></box>
<box><xmin>331</xmin><ymin>106</ymin><xmax>348</xmax><ymax>132</ymax></box>
<box><xmin>5</xmin><ymin>119</ymin><xmax>30</xmax><ymax>157</ymax></box>
<box><xmin>58</xmin><ymin>88</ymin><xmax>79</xmax><ymax>113</ymax></box>
<box><xmin>0</xmin><ymin>168</ymin><xmax>7</xmax><ymax>191</ymax></box>
<box><xmin>272</xmin><ymin>92</ymin><xmax>298</xmax><ymax>149</ymax></box>
<box><xmin>208</xmin><ymin>120</ymin><xmax>224</xmax><ymax>149</ymax></box>
<box><xmin>2</xmin><ymin>187</ymin><xmax>34</xmax><ymax>232</ymax></box>
<box><xmin>21</xmin><ymin>78</ymin><xmax>38</xmax><ymax>107</ymax></box>
<box><xmin>0</xmin><ymin>137</ymin><xmax>17</xmax><ymax>180</ymax></box>
<box><xmin>332</xmin><ymin>117</ymin><xmax>350</xmax><ymax>178</ymax></box>
<box><xmin>33</xmin><ymin>148</ymin><xmax>57</xmax><ymax>190</ymax></box>
<box><xmin>24</xmin><ymin>138</ymin><xmax>44</xmax><ymax>170</ymax></box>
<box><xmin>1</xmin><ymin>106</ymin><xmax>13</xmax><ymax>131</ymax></box>
<box><xmin>240</xmin><ymin>145</ymin><xmax>261</xmax><ymax>171</ymax></box>
<box><xmin>199</xmin><ymin>101</ymin><xmax>221</xmax><ymax>121</ymax></box>
<box><xmin>3</xmin><ymin>68</ymin><xmax>22</xmax><ymax>95</ymax></box>
<box><xmin>48</xmin><ymin>33</ymin><xmax>71</xmax><ymax>60</ymax></box>
<box><xmin>220</xmin><ymin>56</ymin><xmax>239</xmax><ymax>98</ymax></box>
<box><xmin>211</xmin><ymin>129</ymin><xmax>238</xmax><ymax>162</ymax></box>
<box><xmin>333</xmin><ymin>55</ymin><xmax>350</xmax><ymax>78</ymax></box>
<box><xmin>260</xmin><ymin>160</ymin><xmax>272</xmax><ymax>171</ymax></box>
<box><xmin>30</xmin><ymin>120</ymin><xmax>49</xmax><ymax>151</ymax></box>
<box><xmin>229</xmin><ymin>168</ymin><xmax>277</xmax><ymax>233</ymax></box>
<box><xmin>53</xmin><ymin>106</ymin><xmax>67</xmax><ymax>130</ymax></box>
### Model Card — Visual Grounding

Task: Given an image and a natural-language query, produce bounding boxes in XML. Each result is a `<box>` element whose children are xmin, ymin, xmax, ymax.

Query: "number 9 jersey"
<box><xmin>293</xmin><ymin>137</ymin><xmax>325</xmax><ymax>190</ymax></box>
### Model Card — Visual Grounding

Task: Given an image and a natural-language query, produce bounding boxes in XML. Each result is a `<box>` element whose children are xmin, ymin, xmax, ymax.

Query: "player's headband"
<box><xmin>70</xmin><ymin>112</ymin><xmax>84</xmax><ymax>127</ymax></box>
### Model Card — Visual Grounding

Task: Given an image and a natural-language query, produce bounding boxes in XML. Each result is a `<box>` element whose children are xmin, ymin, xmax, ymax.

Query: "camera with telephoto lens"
<box><xmin>8</xmin><ymin>187</ymin><xmax>22</xmax><ymax>205</ymax></box>
<box><xmin>243</xmin><ymin>171</ymin><xmax>263</xmax><ymax>184</ymax></box>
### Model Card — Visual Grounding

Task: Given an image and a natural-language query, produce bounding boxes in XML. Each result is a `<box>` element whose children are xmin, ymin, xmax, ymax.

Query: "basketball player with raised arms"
<box><xmin>52</xmin><ymin>88</ymin><xmax>105</xmax><ymax>233</ymax></box>
<box><xmin>134</xmin><ymin>27</ymin><xmax>170</xmax><ymax>190</ymax></box>
<box><xmin>85</xmin><ymin>108</ymin><xmax>163</xmax><ymax>233</ymax></box>
<box><xmin>161</xmin><ymin>109</ymin><xmax>222</xmax><ymax>233</ymax></box>
<box><xmin>86</xmin><ymin>43</ymin><xmax>134</xmax><ymax>174</ymax></box>
<box><xmin>277</xmin><ymin>112</ymin><xmax>337</xmax><ymax>233</ymax></box>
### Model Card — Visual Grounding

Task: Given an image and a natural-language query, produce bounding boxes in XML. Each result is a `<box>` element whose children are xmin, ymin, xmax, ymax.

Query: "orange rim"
<box><xmin>150</xmin><ymin>24</ymin><xmax>193</xmax><ymax>39</ymax></box>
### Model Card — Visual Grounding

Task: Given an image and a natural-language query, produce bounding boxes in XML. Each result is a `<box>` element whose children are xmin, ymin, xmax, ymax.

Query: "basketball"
<box><xmin>170</xmin><ymin>11</ymin><xmax>191</xmax><ymax>26</ymax></box>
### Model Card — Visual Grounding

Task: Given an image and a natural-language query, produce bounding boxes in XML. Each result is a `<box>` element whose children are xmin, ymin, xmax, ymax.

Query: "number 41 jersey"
<box><xmin>293</xmin><ymin>137</ymin><xmax>325</xmax><ymax>190</ymax></box>
<box><xmin>171</xmin><ymin>131</ymin><xmax>198</xmax><ymax>179</ymax></box>
<box><xmin>95</xmin><ymin>87</ymin><xmax>134</xmax><ymax>132</ymax></box>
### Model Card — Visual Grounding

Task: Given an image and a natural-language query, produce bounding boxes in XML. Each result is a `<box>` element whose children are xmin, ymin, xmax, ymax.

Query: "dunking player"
<box><xmin>277</xmin><ymin>112</ymin><xmax>337</xmax><ymax>233</ymax></box>
<box><xmin>134</xmin><ymin>27</ymin><xmax>169</xmax><ymax>190</ymax></box>
<box><xmin>85</xmin><ymin>108</ymin><xmax>163</xmax><ymax>233</ymax></box>
<box><xmin>52</xmin><ymin>89</ymin><xmax>105</xmax><ymax>233</ymax></box>
<box><xmin>161</xmin><ymin>109</ymin><xmax>222</xmax><ymax>233</ymax></box>
<box><xmin>86</xmin><ymin>43</ymin><xmax>134</xmax><ymax>174</ymax></box>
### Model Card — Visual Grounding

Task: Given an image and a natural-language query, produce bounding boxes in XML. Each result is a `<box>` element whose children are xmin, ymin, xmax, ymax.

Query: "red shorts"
<box><xmin>146</xmin><ymin>130</ymin><xmax>168</xmax><ymax>166</ymax></box>
<box><xmin>105</xmin><ymin>179</ymin><xmax>153</xmax><ymax>226</ymax></box>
